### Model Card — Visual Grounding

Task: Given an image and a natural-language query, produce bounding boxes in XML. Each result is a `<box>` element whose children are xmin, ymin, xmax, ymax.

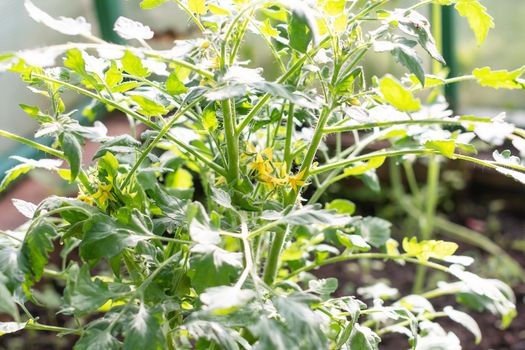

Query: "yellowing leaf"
<box><xmin>425</xmin><ymin>139</ymin><xmax>456</xmax><ymax>158</ymax></box>
<box><xmin>320</xmin><ymin>0</ymin><xmax>345</xmax><ymax>16</ymax></box>
<box><xmin>385</xmin><ymin>239</ymin><xmax>400</xmax><ymax>257</ymax></box>
<box><xmin>473</xmin><ymin>66</ymin><xmax>525</xmax><ymax>89</ymax></box>
<box><xmin>130</xmin><ymin>95</ymin><xmax>168</xmax><ymax>117</ymax></box>
<box><xmin>333</xmin><ymin>14</ymin><xmax>347</xmax><ymax>34</ymax></box>
<box><xmin>202</xmin><ymin>108</ymin><xmax>219</xmax><ymax>131</ymax></box>
<box><xmin>172</xmin><ymin>168</ymin><xmax>193</xmax><ymax>189</ymax></box>
<box><xmin>260</xmin><ymin>19</ymin><xmax>279</xmax><ymax>37</ymax></box>
<box><xmin>344</xmin><ymin>156</ymin><xmax>386</xmax><ymax>176</ymax></box>
<box><xmin>455</xmin><ymin>0</ymin><xmax>494</xmax><ymax>45</ymax></box>
<box><xmin>188</xmin><ymin>0</ymin><xmax>207</xmax><ymax>15</ymax></box>
<box><xmin>379</xmin><ymin>76</ymin><xmax>420</xmax><ymax>112</ymax></box>
<box><xmin>402</xmin><ymin>237</ymin><xmax>458</xmax><ymax>262</ymax></box>
<box><xmin>208</xmin><ymin>4</ymin><xmax>230</xmax><ymax>15</ymax></box>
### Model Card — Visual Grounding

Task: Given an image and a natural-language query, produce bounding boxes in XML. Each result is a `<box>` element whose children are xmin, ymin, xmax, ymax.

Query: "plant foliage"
<box><xmin>0</xmin><ymin>0</ymin><xmax>524</xmax><ymax>349</ymax></box>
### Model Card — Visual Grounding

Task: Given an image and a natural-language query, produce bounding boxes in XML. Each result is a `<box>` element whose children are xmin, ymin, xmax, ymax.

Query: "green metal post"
<box><xmin>442</xmin><ymin>6</ymin><xmax>459</xmax><ymax>111</ymax></box>
<box><xmin>93</xmin><ymin>0</ymin><xmax>123</xmax><ymax>43</ymax></box>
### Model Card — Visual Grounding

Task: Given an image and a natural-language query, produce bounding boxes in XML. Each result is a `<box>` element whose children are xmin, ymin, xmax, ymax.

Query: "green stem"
<box><xmin>0</xmin><ymin>129</ymin><xmax>64</xmax><ymax>159</ymax></box>
<box><xmin>222</xmin><ymin>99</ymin><xmax>240</xmax><ymax>183</ymax></box>
<box><xmin>26</xmin><ymin>322</ymin><xmax>81</xmax><ymax>335</ymax></box>
<box><xmin>413</xmin><ymin>155</ymin><xmax>440</xmax><ymax>293</ymax></box>
<box><xmin>284</xmin><ymin>104</ymin><xmax>295</xmax><ymax>169</ymax></box>
<box><xmin>262</xmin><ymin>227</ymin><xmax>287</xmax><ymax>285</ymax></box>
<box><xmin>284</xmin><ymin>253</ymin><xmax>449</xmax><ymax>281</ymax></box>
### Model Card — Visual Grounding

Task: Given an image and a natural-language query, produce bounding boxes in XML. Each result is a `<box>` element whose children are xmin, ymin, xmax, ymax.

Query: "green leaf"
<box><xmin>374</xmin><ymin>40</ymin><xmax>426</xmax><ymax>85</ymax></box>
<box><xmin>0</xmin><ymin>157</ymin><xmax>62</xmax><ymax>192</ymax></box>
<box><xmin>60</xmin><ymin>133</ymin><xmax>82</xmax><ymax>181</ymax></box>
<box><xmin>337</xmin><ymin>232</ymin><xmax>371</xmax><ymax>251</ymax></box>
<box><xmin>122</xmin><ymin>51</ymin><xmax>149</xmax><ymax>77</ymax></box>
<box><xmin>273</xmin><ymin>295</ymin><xmax>328</xmax><ymax>349</ymax></box>
<box><xmin>425</xmin><ymin>139</ymin><xmax>456</xmax><ymax>158</ymax></box>
<box><xmin>288</xmin><ymin>8</ymin><xmax>313</xmax><ymax>53</ymax></box>
<box><xmin>80</xmin><ymin>214</ymin><xmax>148</xmax><ymax>263</ymax></box>
<box><xmin>166</xmin><ymin>72</ymin><xmax>188</xmax><ymax>95</ymax></box>
<box><xmin>20</xmin><ymin>222</ymin><xmax>57</xmax><ymax>282</ymax></box>
<box><xmin>188</xmin><ymin>244</ymin><xmax>242</xmax><ymax>293</ymax></box>
<box><xmin>123</xmin><ymin>305</ymin><xmax>166</xmax><ymax>350</ymax></box>
<box><xmin>64</xmin><ymin>264</ymin><xmax>112</xmax><ymax>316</ymax></box>
<box><xmin>64</xmin><ymin>48</ymin><xmax>87</xmax><ymax>75</ymax></box>
<box><xmin>74</xmin><ymin>329</ymin><xmax>120</xmax><ymax>350</ymax></box>
<box><xmin>0</xmin><ymin>274</ymin><xmax>17</xmax><ymax>318</ymax></box>
<box><xmin>326</xmin><ymin>199</ymin><xmax>356</xmax><ymax>215</ymax></box>
<box><xmin>262</xmin><ymin>204</ymin><xmax>353</xmax><ymax>227</ymax></box>
<box><xmin>349</xmin><ymin>324</ymin><xmax>380</xmax><ymax>350</ymax></box>
<box><xmin>188</xmin><ymin>0</ymin><xmax>207</xmax><ymax>15</ymax></box>
<box><xmin>355</xmin><ymin>217</ymin><xmax>391</xmax><ymax>248</ymax></box>
<box><xmin>308</xmin><ymin>278</ymin><xmax>338</xmax><ymax>298</ymax></box>
<box><xmin>140</xmin><ymin>0</ymin><xmax>168</xmax><ymax>9</ymax></box>
<box><xmin>473</xmin><ymin>66</ymin><xmax>525</xmax><ymax>89</ymax></box>
<box><xmin>379</xmin><ymin>76</ymin><xmax>420</xmax><ymax>112</ymax></box>
<box><xmin>130</xmin><ymin>95</ymin><xmax>169</xmax><ymax>117</ymax></box>
<box><xmin>105</xmin><ymin>62</ymin><xmax>123</xmax><ymax>88</ymax></box>
<box><xmin>185</xmin><ymin>320</ymin><xmax>247</xmax><ymax>350</ymax></box>
<box><xmin>455</xmin><ymin>0</ymin><xmax>494</xmax><ymax>45</ymax></box>
<box><xmin>0</xmin><ymin>322</ymin><xmax>27</xmax><ymax>337</ymax></box>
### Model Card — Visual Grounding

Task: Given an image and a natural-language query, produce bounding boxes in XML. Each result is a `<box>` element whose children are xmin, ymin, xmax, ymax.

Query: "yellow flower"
<box><xmin>92</xmin><ymin>182</ymin><xmax>115</xmax><ymax>205</ymax></box>
<box><xmin>248</xmin><ymin>148</ymin><xmax>273</xmax><ymax>177</ymax></box>
<box><xmin>77</xmin><ymin>192</ymin><xmax>94</xmax><ymax>205</ymax></box>
<box><xmin>288</xmin><ymin>169</ymin><xmax>306</xmax><ymax>192</ymax></box>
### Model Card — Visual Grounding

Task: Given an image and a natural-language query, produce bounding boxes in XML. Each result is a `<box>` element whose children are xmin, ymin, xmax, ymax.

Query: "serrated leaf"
<box><xmin>63</xmin><ymin>264</ymin><xmax>113</xmax><ymax>316</ymax></box>
<box><xmin>188</xmin><ymin>244</ymin><xmax>242</xmax><ymax>293</ymax></box>
<box><xmin>12</xmin><ymin>198</ymin><xmax>37</xmax><ymax>219</ymax></box>
<box><xmin>425</xmin><ymin>139</ymin><xmax>456</xmax><ymax>158</ymax></box>
<box><xmin>74</xmin><ymin>329</ymin><xmax>120</xmax><ymax>350</ymax></box>
<box><xmin>289</xmin><ymin>8</ymin><xmax>314</xmax><ymax>53</ymax></box>
<box><xmin>105</xmin><ymin>62</ymin><xmax>123</xmax><ymax>88</ymax></box>
<box><xmin>308</xmin><ymin>278</ymin><xmax>338</xmax><ymax>298</ymax></box>
<box><xmin>166</xmin><ymin>72</ymin><xmax>188</xmax><ymax>95</ymax></box>
<box><xmin>202</xmin><ymin>107</ymin><xmax>219</xmax><ymax>131</ymax></box>
<box><xmin>60</xmin><ymin>133</ymin><xmax>82</xmax><ymax>181</ymax></box>
<box><xmin>0</xmin><ymin>274</ymin><xmax>17</xmax><ymax>318</ymax></box>
<box><xmin>473</xmin><ymin>66</ymin><xmax>525</xmax><ymax>89</ymax></box>
<box><xmin>0</xmin><ymin>156</ymin><xmax>62</xmax><ymax>192</ymax></box>
<box><xmin>80</xmin><ymin>214</ymin><xmax>148</xmax><ymax>263</ymax></box>
<box><xmin>25</xmin><ymin>0</ymin><xmax>92</xmax><ymax>36</ymax></box>
<box><xmin>123</xmin><ymin>305</ymin><xmax>166</xmax><ymax>350</ymax></box>
<box><xmin>114</xmin><ymin>16</ymin><xmax>154</xmax><ymax>41</ymax></box>
<box><xmin>122</xmin><ymin>51</ymin><xmax>150</xmax><ymax>77</ymax></box>
<box><xmin>355</xmin><ymin>217</ymin><xmax>391</xmax><ymax>248</ymax></box>
<box><xmin>402</xmin><ymin>237</ymin><xmax>458</xmax><ymax>262</ymax></box>
<box><xmin>140</xmin><ymin>0</ymin><xmax>168</xmax><ymax>9</ymax></box>
<box><xmin>455</xmin><ymin>0</ymin><xmax>494</xmax><ymax>45</ymax></box>
<box><xmin>19</xmin><ymin>222</ymin><xmax>57</xmax><ymax>282</ymax></box>
<box><xmin>379</xmin><ymin>76</ymin><xmax>420</xmax><ymax>112</ymax></box>
<box><xmin>130</xmin><ymin>95</ymin><xmax>169</xmax><ymax>117</ymax></box>
<box><xmin>350</xmin><ymin>324</ymin><xmax>380</xmax><ymax>350</ymax></box>
<box><xmin>200</xmin><ymin>286</ymin><xmax>255</xmax><ymax>314</ymax></box>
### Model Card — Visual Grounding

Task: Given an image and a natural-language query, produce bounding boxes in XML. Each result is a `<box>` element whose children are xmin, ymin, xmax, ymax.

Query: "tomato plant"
<box><xmin>0</xmin><ymin>0</ymin><xmax>524</xmax><ymax>349</ymax></box>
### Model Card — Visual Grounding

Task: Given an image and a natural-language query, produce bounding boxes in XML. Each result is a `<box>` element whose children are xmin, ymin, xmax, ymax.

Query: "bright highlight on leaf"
<box><xmin>402</xmin><ymin>237</ymin><xmax>458</xmax><ymax>262</ymax></box>
<box><xmin>379</xmin><ymin>76</ymin><xmax>420</xmax><ymax>112</ymax></box>
<box><xmin>473</xmin><ymin>66</ymin><xmax>525</xmax><ymax>89</ymax></box>
<box><xmin>188</xmin><ymin>0</ymin><xmax>207</xmax><ymax>15</ymax></box>
<box><xmin>454</xmin><ymin>0</ymin><xmax>494</xmax><ymax>45</ymax></box>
